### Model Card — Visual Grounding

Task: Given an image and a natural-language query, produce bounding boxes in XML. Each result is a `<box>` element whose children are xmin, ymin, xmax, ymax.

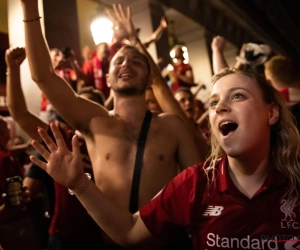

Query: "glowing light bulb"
<box><xmin>90</xmin><ymin>18</ymin><xmax>113</xmax><ymax>45</ymax></box>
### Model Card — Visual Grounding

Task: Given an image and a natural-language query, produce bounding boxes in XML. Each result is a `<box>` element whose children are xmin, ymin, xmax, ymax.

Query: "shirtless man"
<box><xmin>106</xmin><ymin>5</ymin><xmax>210</xmax><ymax>159</ymax></box>
<box><xmin>20</xmin><ymin>0</ymin><xmax>201</xmax><ymax>247</ymax></box>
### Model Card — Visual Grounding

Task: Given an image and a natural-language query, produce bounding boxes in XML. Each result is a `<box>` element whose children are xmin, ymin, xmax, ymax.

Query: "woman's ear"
<box><xmin>269</xmin><ymin>102</ymin><xmax>279</xmax><ymax>125</ymax></box>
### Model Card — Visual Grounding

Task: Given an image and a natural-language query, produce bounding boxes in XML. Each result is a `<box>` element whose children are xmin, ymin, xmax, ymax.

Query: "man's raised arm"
<box><xmin>20</xmin><ymin>0</ymin><xmax>108</xmax><ymax>130</ymax></box>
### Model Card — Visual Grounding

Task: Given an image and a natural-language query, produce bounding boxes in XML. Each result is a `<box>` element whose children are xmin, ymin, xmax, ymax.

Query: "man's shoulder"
<box><xmin>155</xmin><ymin>112</ymin><xmax>187</xmax><ymax>127</ymax></box>
<box><xmin>156</xmin><ymin>112</ymin><xmax>181</xmax><ymax>120</ymax></box>
<box><xmin>88</xmin><ymin>112</ymin><xmax>119</xmax><ymax>130</ymax></box>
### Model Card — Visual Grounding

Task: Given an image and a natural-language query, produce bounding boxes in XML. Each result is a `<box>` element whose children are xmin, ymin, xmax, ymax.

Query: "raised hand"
<box><xmin>30</xmin><ymin>123</ymin><xmax>85</xmax><ymax>189</ymax></box>
<box><xmin>211</xmin><ymin>36</ymin><xmax>229</xmax><ymax>74</ymax></box>
<box><xmin>5</xmin><ymin>47</ymin><xmax>26</xmax><ymax>69</ymax></box>
<box><xmin>211</xmin><ymin>36</ymin><xmax>227</xmax><ymax>52</ymax></box>
<box><xmin>160</xmin><ymin>17</ymin><xmax>167</xmax><ymax>28</ymax></box>
<box><xmin>107</xmin><ymin>4</ymin><xmax>137</xmax><ymax>42</ymax></box>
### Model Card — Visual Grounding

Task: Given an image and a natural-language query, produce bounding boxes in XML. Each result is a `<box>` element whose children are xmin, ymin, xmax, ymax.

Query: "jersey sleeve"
<box><xmin>139</xmin><ymin>164</ymin><xmax>202</xmax><ymax>241</ymax></box>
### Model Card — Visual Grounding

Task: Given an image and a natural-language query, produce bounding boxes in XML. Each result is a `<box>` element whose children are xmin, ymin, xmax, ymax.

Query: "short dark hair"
<box><xmin>78</xmin><ymin>86</ymin><xmax>105</xmax><ymax>106</ymax></box>
<box><xmin>173</xmin><ymin>87</ymin><xmax>193</xmax><ymax>97</ymax></box>
<box><xmin>50</xmin><ymin>48</ymin><xmax>62</xmax><ymax>54</ymax></box>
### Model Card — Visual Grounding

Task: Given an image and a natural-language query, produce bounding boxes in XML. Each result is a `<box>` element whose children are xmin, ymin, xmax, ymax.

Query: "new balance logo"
<box><xmin>203</xmin><ymin>206</ymin><xmax>224</xmax><ymax>216</ymax></box>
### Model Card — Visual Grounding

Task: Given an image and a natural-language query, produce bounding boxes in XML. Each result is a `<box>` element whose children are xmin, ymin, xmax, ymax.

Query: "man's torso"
<box><xmin>85</xmin><ymin>113</ymin><xmax>181</xmax><ymax>209</ymax></box>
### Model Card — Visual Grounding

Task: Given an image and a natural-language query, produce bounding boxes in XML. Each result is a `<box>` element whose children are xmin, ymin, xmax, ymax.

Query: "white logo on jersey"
<box><xmin>203</xmin><ymin>205</ymin><xmax>224</xmax><ymax>216</ymax></box>
<box><xmin>280</xmin><ymin>198</ymin><xmax>300</xmax><ymax>229</ymax></box>
<box><xmin>281</xmin><ymin>198</ymin><xmax>296</xmax><ymax>221</ymax></box>
<box><xmin>207</xmin><ymin>234</ymin><xmax>300</xmax><ymax>249</ymax></box>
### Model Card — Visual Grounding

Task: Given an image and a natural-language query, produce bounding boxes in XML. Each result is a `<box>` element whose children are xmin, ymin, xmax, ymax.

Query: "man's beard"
<box><xmin>114</xmin><ymin>85</ymin><xmax>147</xmax><ymax>96</ymax></box>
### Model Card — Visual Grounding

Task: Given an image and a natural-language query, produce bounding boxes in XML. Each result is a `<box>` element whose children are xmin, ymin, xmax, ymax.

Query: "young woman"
<box><xmin>31</xmin><ymin>68</ymin><xmax>300</xmax><ymax>249</ymax></box>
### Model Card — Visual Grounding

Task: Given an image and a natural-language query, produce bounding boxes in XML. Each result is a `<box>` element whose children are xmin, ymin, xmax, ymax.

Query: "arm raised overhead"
<box><xmin>20</xmin><ymin>0</ymin><xmax>109</xmax><ymax>133</ymax></box>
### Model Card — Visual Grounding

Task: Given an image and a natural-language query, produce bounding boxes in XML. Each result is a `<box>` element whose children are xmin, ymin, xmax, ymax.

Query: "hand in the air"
<box><xmin>30</xmin><ymin>123</ymin><xmax>85</xmax><ymax>189</ymax></box>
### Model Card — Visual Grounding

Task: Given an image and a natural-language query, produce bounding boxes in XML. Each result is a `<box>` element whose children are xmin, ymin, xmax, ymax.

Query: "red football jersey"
<box><xmin>140</xmin><ymin>155</ymin><xmax>300</xmax><ymax>250</ymax></box>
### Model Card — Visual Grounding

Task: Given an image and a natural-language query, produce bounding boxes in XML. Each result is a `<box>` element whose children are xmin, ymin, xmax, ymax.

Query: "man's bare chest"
<box><xmin>88</xmin><ymin>116</ymin><xmax>178</xmax><ymax>166</ymax></box>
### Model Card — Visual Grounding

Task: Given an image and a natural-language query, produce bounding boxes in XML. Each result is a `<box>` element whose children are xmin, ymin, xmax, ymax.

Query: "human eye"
<box><xmin>232</xmin><ymin>92</ymin><xmax>245</xmax><ymax>100</ymax></box>
<box><xmin>114</xmin><ymin>57</ymin><xmax>123</xmax><ymax>65</ymax></box>
<box><xmin>179</xmin><ymin>98</ymin><xmax>185</xmax><ymax>104</ymax></box>
<box><xmin>133</xmin><ymin>59</ymin><xmax>143</xmax><ymax>65</ymax></box>
<box><xmin>208</xmin><ymin>99</ymin><xmax>218</xmax><ymax>109</ymax></box>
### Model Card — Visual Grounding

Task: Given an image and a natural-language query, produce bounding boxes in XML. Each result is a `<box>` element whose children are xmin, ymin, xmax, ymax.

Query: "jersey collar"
<box><xmin>218</xmin><ymin>155</ymin><xmax>286</xmax><ymax>193</ymax></box>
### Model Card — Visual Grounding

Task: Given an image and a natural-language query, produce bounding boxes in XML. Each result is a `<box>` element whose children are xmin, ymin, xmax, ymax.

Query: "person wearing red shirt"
<box><xmin>0</xmin><ymin>117</ymin><xmax>38</xmax><ymax>250</ymax></box>
<box><xmin>0</xmin><ymin>118</ymin><xmax>24</xmax><ymax>201</ymax></box>
<box><xmin>41</xmin><ymin>48</ymin><xmax>83</xmax><ymax>122</ymax></box>
<box><xmin>81</xmin><ymin>42</ymin><xmax>110</xmax><ymax>98</ymax></box>
<box><xmin>5</xmin><ymin>47</ymin><xmax>103</xmax><ymax>249</ymax></box>
<box><xmin>31</xmin><ymin>68</ymin><xmax>300</xmax><ymax>249</ymax></box>
<box><xmin>168</xmin><ymin>45</ymin><xmax>197</xmax><ymax>92</ymax></box>
<box><xmin>140</xmin><ymin>155</ymin><xmax>296</xmax><ymax>250</ymax></box>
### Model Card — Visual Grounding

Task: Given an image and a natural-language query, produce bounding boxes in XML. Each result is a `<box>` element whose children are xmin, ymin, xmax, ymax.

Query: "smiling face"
<box><xmin>208</xmin><ymin>73</ymin><xmax>278</xmax><ymax>159</ymax></box>
<box><xmin>107</xmin><ymin>46</ymin><xmax>150</xmax><ymax>96</ymax></box>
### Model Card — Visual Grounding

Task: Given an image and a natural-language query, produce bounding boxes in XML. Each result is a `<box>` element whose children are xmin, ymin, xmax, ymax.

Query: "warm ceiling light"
<box><xmin>90</xmin><ymin>18</ymin><xmax>113</xmax><ymax>45</ymax></box>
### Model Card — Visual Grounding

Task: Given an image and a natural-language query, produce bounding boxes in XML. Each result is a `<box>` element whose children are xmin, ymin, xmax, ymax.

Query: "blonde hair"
<box><xmin>205</xmin><ymin>68</ymin><xmax>300</xmax><ymax>203</ymax></box>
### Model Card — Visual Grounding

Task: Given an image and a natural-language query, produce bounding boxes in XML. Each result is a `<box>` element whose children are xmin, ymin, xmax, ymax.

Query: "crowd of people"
<box><xmin>1</xmin><ymin>1</ymin><xmax>300</xmax><ymax>250</ymax></box>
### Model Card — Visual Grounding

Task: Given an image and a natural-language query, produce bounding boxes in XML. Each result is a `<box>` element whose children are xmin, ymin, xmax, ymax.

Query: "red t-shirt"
<box><xmin>171</xmin><ymin>63</ymin><xmax>193</xmax><ymax>92</ymax></box>
<box><xmin>82</xmin><ymin>56</ymin><xmax>110</xmax><ymax>98</ymax></box>
<box><xmin>140</xmin><ymin>155</ymin><xmax>300</xmax><ymax>250</ymax></box>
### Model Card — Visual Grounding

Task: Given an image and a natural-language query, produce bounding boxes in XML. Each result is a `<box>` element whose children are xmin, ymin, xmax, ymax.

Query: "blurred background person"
<box><xmin>145</xmin><ymin>87</ymin><xmax>162</xmax><ymax>113</ymax></box>
<box><xmin>167</xmin><ymin>45</ymin><xmax>197</xmax><ymax>92</ymax></box>
<box><xmin>81</xmin><ymin>42</ymin><xmax>111</xmax><ymax>99</ymax></box>
<box><xmin>6</xmin><ymin>46</ymin><xmax>104</xmax><ymax>250</ymax></box>
<box><xmin>264</xmin><ymin>55</ymin><xmax>300</xmax><ymax>132</ymax></box>
<box><xmin>41</xmin><ymin>47</ymin><xmax>85</xmax><ymax>122</ymax></box>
